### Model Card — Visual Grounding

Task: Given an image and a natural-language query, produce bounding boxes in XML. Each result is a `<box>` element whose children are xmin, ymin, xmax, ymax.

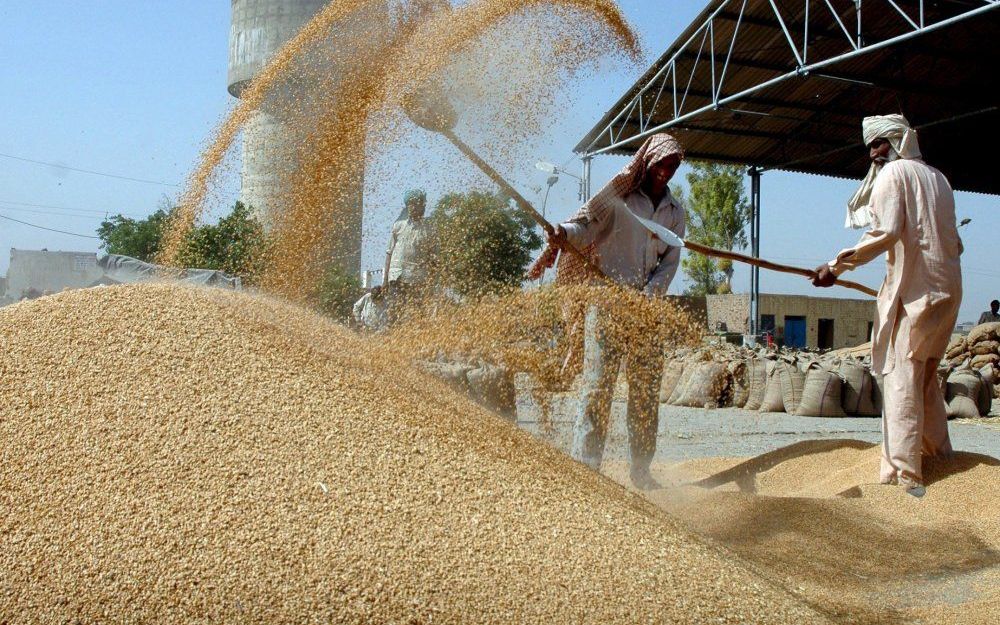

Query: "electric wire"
<box><xmin>0</xmin><ymin>151</ymin><xmax>179</xmax><ymax>187</ymax></box>
<box><xmin>0</xmin><ymin>213</ymin><xmax>100</xmax><ymax>239</ymax></box>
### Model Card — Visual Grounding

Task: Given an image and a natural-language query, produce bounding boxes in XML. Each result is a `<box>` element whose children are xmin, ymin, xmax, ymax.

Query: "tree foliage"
<box><xmin>428</xmin><ymin>190</ymin><xmax>543</xmax><ymax>297</ymax></box>
<box><xmin>96</xmin><ymin>207</ymin><xmax>173</xmax><ymax>263</ymax></box>
<box><xmin>679</xmin><ymin>162</ymin><xmax>751</xmax><ymax>295</ymax></box>
<box><xmin>97</xmin><ymin>201</ymin><xmax>268</xmax><ymax>285</ymax></box>
<box><xmin>315</xmin><ymin>263</ymin><xmax>363</xmax><ymax>322</ymax></box>
<box><xmin>173</xmin><ymin>202</ymin><xmax>269</xmax><ymax>281</ymax></box>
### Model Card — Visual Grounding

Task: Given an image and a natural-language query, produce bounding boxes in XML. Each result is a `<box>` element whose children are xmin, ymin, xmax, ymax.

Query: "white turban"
<box><xmin>845</xmin><ymin>114</ymin><xmax>922</xmax><ymax>229</ymax></box>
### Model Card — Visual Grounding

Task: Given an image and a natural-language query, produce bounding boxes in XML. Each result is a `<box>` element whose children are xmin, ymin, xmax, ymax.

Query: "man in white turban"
<box><xmin>813</xmin><ymin>114</ymin><xmax>963</xmax><ymax>495</ymax></box>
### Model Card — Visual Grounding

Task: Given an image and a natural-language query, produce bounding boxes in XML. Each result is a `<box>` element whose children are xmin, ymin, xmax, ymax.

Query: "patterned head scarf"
<box><xmin>845</xmin><ymin>114</ymin><xmax>921</xmax><ymax>229</ymax></box>
<box><xmin>528</xmin><ymin>133</ymin><xmax>685</xmax><ymax>283</ymax></box>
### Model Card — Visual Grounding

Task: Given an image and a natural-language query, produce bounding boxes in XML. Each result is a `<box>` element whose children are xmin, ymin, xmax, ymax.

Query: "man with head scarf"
<box><xmin>530</xmin><ymin>133</ymin><xmax>686</xmax><ymax>489</ymax></box>
<box><xmin>384</xmin><ymin>189</ymin><xmax>433</xmax><ymax>291</ymax></box>
<box><xmin>813</xmin><ymin>114</ymin><xmax>963</xmax><ymax>495</ymax></box>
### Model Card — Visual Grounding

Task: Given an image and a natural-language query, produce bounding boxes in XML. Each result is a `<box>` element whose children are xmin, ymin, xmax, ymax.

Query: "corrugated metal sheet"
<box><xmin>577</xmin><ymin>0</ymin><xmax>1000</xmax><ymax>195</ymax></box>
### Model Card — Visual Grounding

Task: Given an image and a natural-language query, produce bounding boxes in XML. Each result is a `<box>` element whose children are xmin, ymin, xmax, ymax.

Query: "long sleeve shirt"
<box><xmin>561</xmin><ymin>189</ymin><xmax>685</xmax><ymax>296</ymax></box>
<box><xmin>386</xmin><ymin>219</ymin><xmax>432</xmax><ymax>285</ymax></box>
<box><xmin>829</xmin><ymin>159</ymin><xmax>962</xmax><ymax>373</ymax></box>
<box><xmin>977</xmin><ymin>311</ymin><xmax>1000</xmax><ymax>325</ymax></box>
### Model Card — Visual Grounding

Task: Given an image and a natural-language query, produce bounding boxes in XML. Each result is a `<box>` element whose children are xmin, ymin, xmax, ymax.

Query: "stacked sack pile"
<box><xmin>659</xmin><ymin>347</ymin><xmax>883</xmax><ymax>418</ymax></box>
<box><xmin>660</xmin><ymin>338</ymin><xmax>996</xmax><ymax>419</ymax></box>
<box><xmin>938</xmin><ymin>322</ymin><xmax>999</xmax><ymax>419</ymax></box>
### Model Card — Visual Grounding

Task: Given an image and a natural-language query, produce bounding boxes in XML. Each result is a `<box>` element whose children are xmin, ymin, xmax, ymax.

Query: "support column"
<box><xmin>581</xmin><ymin>156</ymin><xmax>593</xmax><ymax>201</ymax></box>
<box><xmin>749</xmin><ymin>166</ymin><xmax>762</xmax><ymax>338</ymax></box>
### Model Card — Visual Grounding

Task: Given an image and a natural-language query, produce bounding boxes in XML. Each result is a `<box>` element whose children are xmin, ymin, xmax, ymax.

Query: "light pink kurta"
<box><xmin>829</xmin><ymin>158</ymin><xmax>962</xmax><ymax>487</ymax></box>
<box><xmin>830</xmin><ymin>158</ymin><xmax>963</xmax><ymax>375</ymax></box>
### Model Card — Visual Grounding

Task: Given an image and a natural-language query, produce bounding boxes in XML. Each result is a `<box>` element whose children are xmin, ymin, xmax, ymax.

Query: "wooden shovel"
<box><xmin>628</xmin><ymin>209</ymin><xmax>878</xmax><ymax>298</ymax></box>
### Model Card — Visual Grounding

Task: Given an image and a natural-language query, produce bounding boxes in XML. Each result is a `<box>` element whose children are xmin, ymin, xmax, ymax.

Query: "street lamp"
<box><xmin>536</xmin><ymin>161</ymin><xmax>585</xmax><ymax>202</ymax></box>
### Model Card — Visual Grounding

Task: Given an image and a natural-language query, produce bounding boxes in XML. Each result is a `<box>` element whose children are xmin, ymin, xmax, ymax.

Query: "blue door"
<box><xmin>784</xmin><ymin>316</ymin><xmax>807</xmax><ymax>348</ymax></box>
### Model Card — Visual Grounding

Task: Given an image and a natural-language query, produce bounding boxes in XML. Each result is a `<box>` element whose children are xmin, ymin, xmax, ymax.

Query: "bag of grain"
<box><xmin>944</xmin><ymin>368</ymin><xmax>988</xmax><ymax>419</ymax></box>
<box><xmin>659</xmin><ymin>358</ymin><xmax>685</xmax><ymax>403</ymax></box>
<box><xmin>976</xmin><ymin>369</ymin><xmax>994</xmax><ymax>416</ymax></box>
<box><xmin>743</xmin><ymin>358</ymin><xmax>769</xmax><ymax>411</ymax></box>
<box><xmin>759</xmin><ymin>361</ymin><xmax>787</xmax><ymax>413</ymax></box>
<box><xmin>778</xmin><ymin>360</ymin><xmax>806</xmax><ymax>414</ymax></box>
<box><xmin>967</xmin><ymin>321</ymin><xmax>1000</xmax><ymax>346</ymax></box>
<box><xmin>668</xmin><ymin>359</ymin><xmax>699</xmax><ymax>406</ymax></box>
<box><xmin>970</xmin><ymin>353</ymin><xmax>1000</xmax><ymax>370</ymax></box>
<box><xmin>838</xmin><ymin>358</ymin><xmax>880</xmax><ymax>417</ymax></box>
<box><xmin>727</xmin><ymin>359</ymin><xmax>749</xmax><ymax>408</ymax></box>
<box><xmin>795</xmin><ymin>364</ymin><xmax>847</xmax><ymax>417</ymax></box>
<box><xmin>982</xmin><ymin>363</ymin><xmax>1000</xmax><ymax>400</ymax></box>
<box><xmin>675</xmin><ymin>361</ymin><xmax>729</xmax><ymax>409</ymax></box>
<box><xmin>971</xmin><ymin>340</ymin><xmax>1000</xmax><ymax>356</ymax></box>
<box><xmin>945</xmin><ymin>335</ymin><xmax>968</xmax><ymax>360</ymax></box>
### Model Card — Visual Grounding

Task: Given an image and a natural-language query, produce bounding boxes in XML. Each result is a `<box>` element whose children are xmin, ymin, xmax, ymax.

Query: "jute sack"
<box><xmin>971</xmin><ymin>353</ymin><xmax>1000</xmax><ymax>370</ymax></box>
<box><xmin>946</xmin><ymin>336</ymin><xmax>968</xmax><ymax>360</ymax></box>
<box><xmin>838</xmin><ymin>358</ymin><xmax>880</xmax><ymax>416</ymax></box>
<box><xmin>759</xmin><ymin>361</ymin><xmax>788</xmax><ymax>413</ymax></box>
<box><xmin>795</xmin><ymin>364</ymin><xmax>847</xmax><ymax>417</ymax></box>
<box><xmin>668</xmin><ymin>360</ymin><xmax>698</xmax><ymax>406</ymax></box>
<box><xmin>980</xmin><ymin>364</ymin><xmax>999</xmax><ymax>400</ymax></box>
<box><xmin>727</xmin><ymin>360</ymin><xmax>749</xmax><ymax>408</ymax></box>
<box><xmin>676</xmin><ymin>361</ymin><xmax>729</xmax><ymax>408</ymax></box>
<box><xmin>743</xmin><ymin>358</ymin><xmax>769</xmax><ymax>411</ymax></box>
<box><xmin>945</xmin><ymin>368</ymin><xmax>988</xmax><ymax>419</ymax></box>
<box><xmin>971</xmin><ymin>340</ymin><xmax>1000</xmax><ymax>356</ymax></box>
<box><xmin>968</xmin><ymin>322</ymin><xmax>1000</xmax><ymax>345</ymax></box>
<box><xmin>777</xmin><ymin>361</ymin><xmax>806</xmax><ymax>414</ymax></box>
<box><xmin>659</xmin><ymin>359</ymin><xmax>685</xmax><ymax>403</ymax></box>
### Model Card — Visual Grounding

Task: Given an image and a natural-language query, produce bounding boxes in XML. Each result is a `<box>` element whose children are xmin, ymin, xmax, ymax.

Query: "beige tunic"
<box><xmin>386</xmin><ymin>219</ymin><xmax>432</xmax><ymax>285</ymax></box>
<box><xmin>830</xmin><ymin>158</ymin><xmax>963</xmax><ymax>374</ymax></box>
<box><xmin>562</xmin><ymin>189</ymin><xmax>685</xmax><ymax>296</ymax></box>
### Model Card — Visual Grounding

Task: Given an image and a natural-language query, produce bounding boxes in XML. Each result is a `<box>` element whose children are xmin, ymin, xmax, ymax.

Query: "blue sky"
<box><xmin>1</xmin><ymin>0</ymin><xmax>996</xmax><ymax>322</ymax></box>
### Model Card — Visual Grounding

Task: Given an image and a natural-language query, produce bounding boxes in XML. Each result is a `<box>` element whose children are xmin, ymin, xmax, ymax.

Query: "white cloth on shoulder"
<box><xmin>845</xmin><ymin>114</ymin><xmax>922</xmax><ymax>229</ymax></box>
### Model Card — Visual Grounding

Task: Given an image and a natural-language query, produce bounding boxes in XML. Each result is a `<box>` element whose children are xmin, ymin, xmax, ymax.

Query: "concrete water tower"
<box><xmin>228</xmin><ymin>0</ymin><xmax>387</xmax><ymax>276</ymax></box>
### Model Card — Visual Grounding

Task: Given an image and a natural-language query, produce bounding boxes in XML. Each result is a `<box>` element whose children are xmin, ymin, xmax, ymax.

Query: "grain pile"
<box><xmin>0</xmin><ymin>284</ymin><xmax>828</xmax><ymax>624</ymax></box>
<box><xmin>617</xmin><ymin>440</ymin><xmax>1000</xmax><ymax>625</ymax></box>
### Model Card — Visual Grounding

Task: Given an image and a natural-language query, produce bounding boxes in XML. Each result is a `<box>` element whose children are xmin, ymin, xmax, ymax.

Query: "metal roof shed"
<box><xmin>575</xmin><ymin>0</ymin><xmax>999</xmax><ymax>335</ymax></box>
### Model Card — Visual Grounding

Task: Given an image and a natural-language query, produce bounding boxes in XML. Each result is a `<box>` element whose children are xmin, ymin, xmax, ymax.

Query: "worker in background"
<box><xmin>352</xmin><ymin>284</ymin><xmax>390</xmax><ymax>332</ymax></box>
<box><xmin>529</xmin><ymin>133</ymin><xmax>686</xmax><ymax>490</ymax></box>
<box><xmin>384</xmin><ymin>189</ymin><xmax>433</xmax><ymax>307</ymax></box>
<box><xmin>812</xmin><ymin>114</ymin><xmax>962</xmax><ymax>496</ymax></box>
<box><xmin>978</xmin><ymin>300</ymin><xmax>1000</xmax><ymax>325</ymax></box>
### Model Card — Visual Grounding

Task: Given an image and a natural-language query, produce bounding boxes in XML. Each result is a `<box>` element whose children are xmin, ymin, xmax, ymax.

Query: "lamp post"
<box><xmin>536</xmin><ymin>161</ymin><xmax>584</xmax><ymax>202</ymax></box>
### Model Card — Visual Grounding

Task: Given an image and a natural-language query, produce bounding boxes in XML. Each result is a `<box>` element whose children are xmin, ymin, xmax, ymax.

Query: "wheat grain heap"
<box><xmin>0</xmin><ymin>284</ymin><xmax>828</xmax><ymax>624</ymax></box>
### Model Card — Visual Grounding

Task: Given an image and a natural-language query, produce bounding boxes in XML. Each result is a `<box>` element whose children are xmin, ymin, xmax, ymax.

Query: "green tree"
<box><xmin>428</xmin><ymin>190</ymin><xmax>543</xmax><ymax>297</ymax></box>
<box><xmin>175</xmin><ymin>202</ymin><xmax>269</xmax><ymax>282</ymax></box>
<box><xmin>97</xmin><ymin>201</ymin><xmax>269</xmax><ymax>284</ymax></box>
<box><xmin>97</xmin><ymin>206</ymin><xmax>173</xmax><ymax>262</ymax></box>
<box><xmin>315</xmin><ymin>263</ymin><xmax>363</xmax><ymax>321</ymax></box>
<box><xmin>680</xmin><ymin>162</ymin><xmax>751</xmax><ymax>295</ymax></box>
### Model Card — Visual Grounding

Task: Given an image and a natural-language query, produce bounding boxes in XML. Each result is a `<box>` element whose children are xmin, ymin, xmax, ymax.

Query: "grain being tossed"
<box><xmin>529</xmin><ymin>133</ymin><xmax>687</xmax><ymax>489</ymax></box>
<box><xmin>3</xmin><ymin>0</ymin><xmax>999</xmax><ymax>624</ymax></box>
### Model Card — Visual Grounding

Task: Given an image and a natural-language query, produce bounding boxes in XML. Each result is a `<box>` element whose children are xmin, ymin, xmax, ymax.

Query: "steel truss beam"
<box><xmin>579</xmin><ymin>0</ymin><xmax>999</xmax><ymax>158</ymax></box>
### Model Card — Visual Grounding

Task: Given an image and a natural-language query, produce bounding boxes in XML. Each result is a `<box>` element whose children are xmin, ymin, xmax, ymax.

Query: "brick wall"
<box><xmin>705</xmin><ymin>293</ymin><xmax>876</xmax><ymax>349</ymax></box>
